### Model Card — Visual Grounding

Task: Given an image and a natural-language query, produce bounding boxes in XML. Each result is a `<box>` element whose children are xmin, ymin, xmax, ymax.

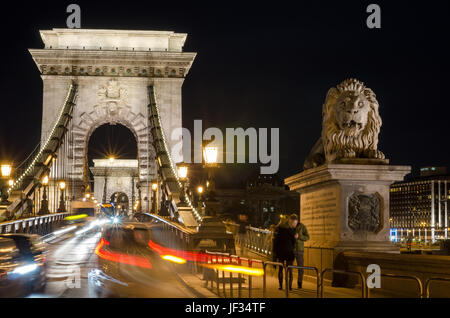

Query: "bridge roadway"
<box><xmin>27</xmin><ymin>222</ymin><xmax>196</xmax><ymax>298</ymax></box>
<box><xmin>23</xmin><ymin>219</ymin><xmax>424</xmax><ymax>298</ymax></box>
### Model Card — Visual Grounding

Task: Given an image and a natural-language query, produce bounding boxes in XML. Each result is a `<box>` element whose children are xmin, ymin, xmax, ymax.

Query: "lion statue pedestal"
<box><xmin>285</xmin><ymin>79</ymin><xmax>411</xmax><ymax>274</ymax></box>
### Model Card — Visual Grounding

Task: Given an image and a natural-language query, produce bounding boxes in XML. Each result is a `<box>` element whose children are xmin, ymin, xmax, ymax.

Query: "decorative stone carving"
<box><xmin>348</xmin><ymin>191</ymin><xmax>381</xmax><ymax>233</ymax></box>
<box><xmin>96</xmin><ymin>80</ymin><xmax>130</xmax><ymax>120</ymax></box>
<box><xmin>303</xmin><ymin>78</ymin><xmax>385</xmax><ymax>170</ymax></box>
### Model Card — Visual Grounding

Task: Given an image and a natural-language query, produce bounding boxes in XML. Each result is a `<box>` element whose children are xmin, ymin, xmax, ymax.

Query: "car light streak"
<box><xmin>95</xmin><ymin>238</ymin><xmax>152</xmax><ymax>269</ymax></box>
<box><xmin>64</xmin><ymin>214</ymin><xmax>88</xmax><ymax>221</ymax></box>
<box><xmin>201</xmin><ymin>264</ymin><xmax>264</xmax><ymax>276</ymax></box>
<box><xmin>75</xmin><ymin>218</ymin><xmax>108</xmax><ymax>235</ymax></box>
<box><xmin>148</xmin><ymin>240</ymin><xmax>206</xmax><ymax>262</ymax></box>
<box><xmin>161</xmin><ymin>255</ymin><xmax>187</xmax><ymax>264</ymax></box>
<box><xmin>10</xmin><ymin>264</ymin><xmax>38</xmax><ymax>275</ymax></box>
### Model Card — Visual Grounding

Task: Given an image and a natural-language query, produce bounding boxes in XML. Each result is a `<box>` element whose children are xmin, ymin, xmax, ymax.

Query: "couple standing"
<box><xmin>273</xmin><ymin>214</ymin><xmax>310</xmax><ymax>290</ymax></box>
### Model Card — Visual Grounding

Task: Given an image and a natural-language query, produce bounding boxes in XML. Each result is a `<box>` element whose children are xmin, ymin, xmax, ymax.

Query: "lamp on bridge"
<box><xmin>38</xmin><ymin>175</ymin><xmax>49</xmax><ymax>215</ymax></box>
<box><xmin>203</xmin><ymin>146</ymin><xmax>218</xmax><ymax>192</ymax></box>
<box><xmin>177</xmin><ymin>163</ymin><xmax>188</xmax><ymax>206</ymax></box>
<box><xmin>151</xmin><ymin>181</ymin><xmax>158</xmax><ymax>213</ymax></box>
<box><xmin>196</xmin><ymin>185</ymin><xmax>204</xmax><ymax>213</ymax></box>
<box><xmin>203</xmin><ymin>146</ymin><xmax>219</xmax><ymax>216</ymax></box>
<box><xmin>0</xmin><ymin>164</ymin><xmax>13</xmax><ymax>205</ymax></box>
<box><xmin>57</xmin><ymin>181</ymin><xmax>66</xmax><ymax>213</ymax></box>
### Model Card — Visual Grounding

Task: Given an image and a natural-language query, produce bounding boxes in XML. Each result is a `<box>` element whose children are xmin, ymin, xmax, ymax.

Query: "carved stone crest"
<box><xmin>348</xmin><ymin>191</ymin><xmax>381</xmax><ymax>232</ymax></box>
<box><xmin>96</xmin><ymin>79</ymin><xmax>130</xmax><ymax>119</ymax></box>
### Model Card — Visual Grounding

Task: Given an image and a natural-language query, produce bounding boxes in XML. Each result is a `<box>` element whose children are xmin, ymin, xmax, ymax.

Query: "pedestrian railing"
<box><xmin>201</xmin><ymin>250</ymin><xmax>263</xmax><ymax>298</ymax></box>
<box><xmin>366</xmin><ymin>273</ymin><xmax>423</xmax><ymax>298</ymax></box>
<box><xmin>320</xmin><ymin>268</ymin><xmax>366</xmax><ymax>298</ymax></box>
<box><xmin>0</xmin><ymin>212</ymin><xmax>70</xmax><ymax>235</ymax></box>
<box><xmin>224</xmin><ymin>221</ymin><xmax>273</xmax><ymax>257</ymax></box>
<box><xmin>286</xmin><ymin>265</ymin><xmax>320</xmax><ymax>298</ymax></box>
<box><xmin>424</xmin><ymin>277</ymin><xmax>450</xmax><ymax>298</ymax></box>
<box><xmin>138</xmin><ymin>217</ymin><xmax>450</xmax><ymax>298</ymax></box>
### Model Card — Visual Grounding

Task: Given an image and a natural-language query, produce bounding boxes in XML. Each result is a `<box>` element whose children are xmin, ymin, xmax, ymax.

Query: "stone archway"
<box><xmin>30</xmin><ymin>29</ymin><xmax>196</xmax><ymax>212</ymax></box>
<box><xmin>111</xmin><ymin>192</ymin><xmax>129</xmax><ymax>213</ymax></box>
<box><xmin>71</xmin><ymin>83</ymin><xmax>157</xmax><ymax>212</ymax></box>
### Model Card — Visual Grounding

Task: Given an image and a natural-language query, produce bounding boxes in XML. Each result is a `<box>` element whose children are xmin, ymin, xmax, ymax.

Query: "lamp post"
<box><xmin>197</xmin><ymin>185</ymin><xmax>204</xmax><ymax>214</ymax></box>
<box><xmin>57</xmin><ymin>181</ymin><xmax>66</xmax><ymax>212</ymax></box>
<box><xmin>177</xmin><ymin>164</ymin><xmax>188</xmax><ymax>206</ymax></box>
<box><xmin>203</xmin><ymin>146</ymin><xmax>219</xmax><ymax>216</ymax></box>
<box><xmin>203</xmin><ymin>146</ymin><xmax>218</xmax><ymax>193</ymax></box>
<box><xmin>0</xmin><ymin>164</ymin><xmax>13</xmax><ymax>205</ymax></box>
<box><xmin>151</xmin><ymin>181</ymin><xmax>158</xmax><ymax>213</ymax></box>
<box><xmin>38</xmin><ymin>175</ymin><xmax>49</xmax><ymax>215</ymax></box>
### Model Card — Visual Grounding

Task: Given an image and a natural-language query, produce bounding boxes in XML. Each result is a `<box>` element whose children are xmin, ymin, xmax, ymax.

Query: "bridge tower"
<box><xmin>29</xmin><ymin>29</ymin><xmax>196</xmax><ymax>212</ymax></box>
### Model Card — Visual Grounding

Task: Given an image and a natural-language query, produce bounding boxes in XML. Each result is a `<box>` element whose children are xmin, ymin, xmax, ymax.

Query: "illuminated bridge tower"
<box><xmin>29</xmin><ymin>29</ymin><xmax>196</xmax><ymax>212</ymax></box>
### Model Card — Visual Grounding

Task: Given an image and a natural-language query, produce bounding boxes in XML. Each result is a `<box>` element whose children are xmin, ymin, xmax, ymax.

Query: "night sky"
<box><xmin>0</xmin><ymin>1</ymin><xmax>449</xmax><ymax>184</ymax></box>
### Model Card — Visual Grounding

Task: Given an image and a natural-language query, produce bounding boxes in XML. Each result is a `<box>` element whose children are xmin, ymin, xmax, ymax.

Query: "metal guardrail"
<box><xmin>321</xmin><ymin>268</ymin><xmax>365</xmax><ymax>298</ymax></box>
<box><xmin>286</xmin><ymin>265</ymin><xmax>320</xmax><ymax>298</ymax></box>
<box><xmin>0</xmin><ymin>212</ymin><xmax>70</xmax><ymax>235</ymax></box>
<box><xmin>366</xmin><ymin>273</ymin><xmax>423</xmax><ymax>298</ymax></box>
<box><xmin>202</xmin><ymin>251</ymin><xmax>263</xmax><ymax>298</ymax></box>
<box><xmin>224</xmin><ymin>221</ymin><xmax>273</xmax><ymax>257</ymax></box>
<box><xmin>424</xmin><ymin>277</ymin><xmax>450</xmax><ymax>298</ymax></box>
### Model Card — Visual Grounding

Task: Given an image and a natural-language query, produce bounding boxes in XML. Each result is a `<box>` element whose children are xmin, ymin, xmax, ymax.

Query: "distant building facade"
<box><xmin>390</xmin><ymin>166</ymin><xmax>450</xmax><ymax>243</ymax></box>
<box><xmin>213</xmin><ymin>173</ymin><xmax>300</xmax><ymax>228</ymax></box>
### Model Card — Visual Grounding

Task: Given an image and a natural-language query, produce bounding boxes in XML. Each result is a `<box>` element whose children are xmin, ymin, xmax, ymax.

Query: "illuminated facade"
<box><xmin>390</xmin><ymin>167</ymin><xmax>450</xmax><ymax>243</ymax></box>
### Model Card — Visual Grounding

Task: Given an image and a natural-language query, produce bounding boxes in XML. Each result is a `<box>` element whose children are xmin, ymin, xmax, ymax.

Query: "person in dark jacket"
<box><xmin>236</xmin><ymin>213</ymin><xmax>249</xmax><ymax>256</ymax></box>
<box><xmin>273</xmin><ymin>214</ymin><xmax>298</xmax><ymax>290</ymax></box>
<box><xmin>294</xmin><ymin>219</ymin><xmax>310</xmax><ymax>288</ymax></box>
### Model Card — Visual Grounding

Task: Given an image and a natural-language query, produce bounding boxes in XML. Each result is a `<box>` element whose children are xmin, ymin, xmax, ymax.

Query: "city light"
<box><xmin>1</xmin><ymin>164</ymin><xmax>12</xmax><ymax>177</ymax></box>
<box><xmin>152</xmin><ymin>182</ymin><xmax>158</xmax><ymax>191</ymax></box>
<box><xmin>59</xmin><ymin>181</ymin><xmax>66</xmax><ymax>190</ymax></box>
<box><xmin>8</xmin><ymin>179</ymin><xmax>13</xmax><ymax>187</ymax></box>
<box><xmin>203</xmin><ymin>146</ymin><xmax>218</xmax><ymax>164</ymax></box>
<box><xmin>197</xmin><ymin>186</ymin><xmax>204</xmax><ymax>194</ymax></box>
<box><xmin>109</xmin><ymin>156</ymin><xmax>115</xmax><ymax>162</ymax></box>
<box><xmin>177</xmin><ymin>165</ymin><xmax>188</xmax><ymax>180</ymax></box>
<box><xmin>42</xmin><ymin>175</ymin><xmax>49</xmax><ymax>185</ymax></box>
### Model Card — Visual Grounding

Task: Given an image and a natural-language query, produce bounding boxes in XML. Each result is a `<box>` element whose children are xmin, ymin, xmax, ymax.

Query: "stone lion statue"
<box><xmin>303</xmin><ymin>78</ymin><xmax>385</xmax><ymax>170</ymax></box>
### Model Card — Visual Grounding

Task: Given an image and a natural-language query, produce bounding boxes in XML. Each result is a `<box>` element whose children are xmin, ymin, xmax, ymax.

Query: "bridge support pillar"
<box><xmin>286</xmin><ymin>163</ymin><xmax>410</xmax><ymax>275</ymax></box>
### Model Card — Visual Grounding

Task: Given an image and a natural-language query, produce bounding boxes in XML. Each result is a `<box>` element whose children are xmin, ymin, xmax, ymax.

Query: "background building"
<box><xmin>390</xmin><ymin>166</ymin><xmax>450</xmax><ymax>243</ymax></box>
<box><xmin>213</xmin><ymin>172</ymin><xmax>300</xmax><ymax>228</ymax></box>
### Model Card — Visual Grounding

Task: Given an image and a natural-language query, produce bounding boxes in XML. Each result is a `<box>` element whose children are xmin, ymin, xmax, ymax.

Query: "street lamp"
<box><xmin>203</xmin><ymin>146</ymin><xmax>218</xmax><ymax>191</ymax></box>
<box><xmin>57</xmin><ymin>181</ymin><xmax>66</xmax><ymax>212</ymax></box>
<box><xmin>151</xmin><ymin>181</ymin><xmax>158</xmax><ymax>213</ymax></box>
<box><xmin>1</xmin><ymin>165</ymin><xmax>12</xmax><ymax>178</ymax></box>
<box><xmin>38</xmin><ymin>175</ymin><xmax>49</xmax><ymax>215</ymax></box>
<box><xmin>0</xmin><ymin>164</ymin><xmax>12</xmax><ymax>205</ymax></box>
<box><xmin>177</xmin><ymin>164</ymin><xmax>188</xmax><ymax>205</ymax></box>
<box><xmin>203</xmin><ymin>146</ymin><xmax>218</xmax><ymax>216</ymax></box>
